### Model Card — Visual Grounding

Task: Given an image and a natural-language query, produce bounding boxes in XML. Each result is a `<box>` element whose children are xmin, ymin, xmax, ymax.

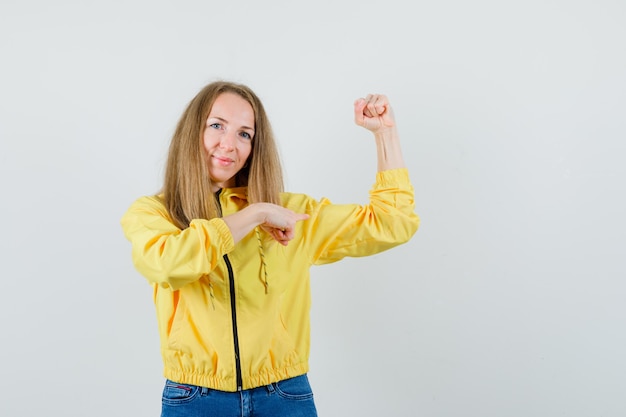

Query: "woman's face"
<box><xmin>203</xmin><ymin>92</ymin><xmax>254</xmax><ymax>191</ymax></box>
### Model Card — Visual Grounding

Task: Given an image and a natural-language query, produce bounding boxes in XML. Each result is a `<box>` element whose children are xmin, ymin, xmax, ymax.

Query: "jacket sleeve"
<box><xmin>120</xmin><ymin>196</ymin><xmax>234</xmax><ymax>290</ymax></box>
<box><xmin>304</xmin><ymin>168</ymin><xmax>420</xmax><ymax>265</ymax></box>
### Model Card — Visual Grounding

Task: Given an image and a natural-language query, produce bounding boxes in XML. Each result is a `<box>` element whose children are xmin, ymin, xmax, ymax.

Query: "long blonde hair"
<box><xmin>162</xmin><ymin>81</ymin><xmax>284</xmax><ymax>229</ymax></box>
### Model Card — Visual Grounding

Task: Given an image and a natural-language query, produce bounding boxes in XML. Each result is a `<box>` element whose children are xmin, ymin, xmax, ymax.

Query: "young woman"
<box><xmin>121</xmin><ymin>80</ymin><xmax>419</xmax><ymax>417</ymax></box>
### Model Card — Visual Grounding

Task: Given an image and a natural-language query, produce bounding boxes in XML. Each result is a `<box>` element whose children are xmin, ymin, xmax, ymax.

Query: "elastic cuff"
<box><xmin>375</xmin><ymin>168</ymin><xmax>411</xmax><ymax>186</ymax></box>
<box><xmin>211</xmin><ymin>218</ymin><xmax>235</xmax><ymax>253</ymax></box>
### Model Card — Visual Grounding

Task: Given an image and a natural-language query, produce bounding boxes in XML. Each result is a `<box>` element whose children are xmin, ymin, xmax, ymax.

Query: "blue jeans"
<box><xmin>160</xmin><ymin>374</ymin><xmax>318</xmax><ymax>417</ymax></box>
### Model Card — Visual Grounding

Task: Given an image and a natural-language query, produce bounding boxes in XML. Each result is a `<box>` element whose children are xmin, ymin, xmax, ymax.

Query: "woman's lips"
<box><xmin>213</xmin><ymin>155</ymin><xmax>234</xmax><ymax>166</ymax></box>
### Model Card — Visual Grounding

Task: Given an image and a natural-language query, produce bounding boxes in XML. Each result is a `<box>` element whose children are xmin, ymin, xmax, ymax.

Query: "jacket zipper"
<box><xmin>216</xmin><ymin>190</ymin><xmax>243</xmax><ymax>391</ymax></box>
<box><xmin>224</xmin><ymin>254</ymin><xmax>243</xmax><ymax>390</ymax></box>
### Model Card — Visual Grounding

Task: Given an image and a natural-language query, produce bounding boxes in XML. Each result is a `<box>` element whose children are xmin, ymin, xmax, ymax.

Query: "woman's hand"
<box><xmin>353</xmin><ymin>93</ymin><xmax>406</xmax><ymax>171</ymax></box>
<box><xmin>258</xmin><ymin>203</ymin><xmax>309</xmax><ymax>246</ymax></box>
<box><xmin>222</xmin><ymin>203</ymin><xmax>308</xmax><ymax>246</ymax></box>
<box><xmin>354</xmin><ymin>94</ymin><xmax>396</xmax><ymax>133</ymax></box>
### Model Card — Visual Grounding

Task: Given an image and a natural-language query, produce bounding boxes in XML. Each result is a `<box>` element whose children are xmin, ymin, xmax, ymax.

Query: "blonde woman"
<box><xmin>121</xmin><ymin>81</ymin><xmax>419</xmax><ymax>416</ymax></box>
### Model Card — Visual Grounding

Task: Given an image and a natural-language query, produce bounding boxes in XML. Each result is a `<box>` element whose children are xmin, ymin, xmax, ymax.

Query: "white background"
<box><xmin>1</xmin><ymin>1</ymin><xmax>625</xmax><ymax>416</ymax></box>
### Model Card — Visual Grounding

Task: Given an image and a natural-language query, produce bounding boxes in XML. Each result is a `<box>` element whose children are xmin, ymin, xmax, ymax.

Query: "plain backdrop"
<box><xmin>1</xmin><ymin>1</ymin><xmax>625</xmax><ymax>416</ymax></box>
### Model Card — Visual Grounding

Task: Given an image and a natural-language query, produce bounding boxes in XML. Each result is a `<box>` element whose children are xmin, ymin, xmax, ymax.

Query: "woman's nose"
<box><xmin>219</xmin><ymin>130</ymin><xmax>236</xmax><ymax>149</ymax></box>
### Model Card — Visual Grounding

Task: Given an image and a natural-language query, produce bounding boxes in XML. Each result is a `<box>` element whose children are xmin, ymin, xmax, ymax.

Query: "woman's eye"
<box><xmin>209</xmin><ymin>123</ymin><xmax>222</xmax><ymax>129</ymax></box>
<box><xmin>240</xmin><ymin>131</ymin><xmax>252</xmax><ymax>140</ymax></box>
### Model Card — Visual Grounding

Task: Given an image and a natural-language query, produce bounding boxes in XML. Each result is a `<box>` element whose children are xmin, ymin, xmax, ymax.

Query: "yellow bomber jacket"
<box><xmin>120</xmin><ymin>168</ymin><xmax>420</xmax><ymax>392</ymax></box>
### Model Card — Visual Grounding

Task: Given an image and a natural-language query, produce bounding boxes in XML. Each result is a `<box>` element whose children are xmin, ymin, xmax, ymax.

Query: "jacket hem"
<box><xmin>163</xmin><ymin>362</ymin><xmax>310</xmax><ymax>392</ymax></box>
